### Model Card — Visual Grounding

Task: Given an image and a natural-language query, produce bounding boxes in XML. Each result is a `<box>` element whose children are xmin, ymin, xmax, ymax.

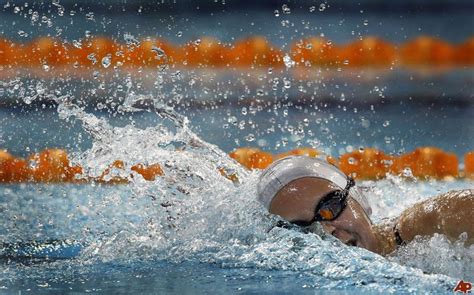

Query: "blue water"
<box><xmin>1</xmin><ymin>177</ymin><xmax>472</xmax><ymax>294</ymax></box>
<box><xmin>1</xmin><ymin>100</ymin><xmax>473</xmax><ymax>159</ymax></box>
<box><xmin>1</xmin><ymin>7</ymin><xmax>473</xmax><ymax>44</ymax></box>
<box><xmin>1</xmin><ymin>3</ymin><xmax>474</xmax><ymax>294</ymax></box>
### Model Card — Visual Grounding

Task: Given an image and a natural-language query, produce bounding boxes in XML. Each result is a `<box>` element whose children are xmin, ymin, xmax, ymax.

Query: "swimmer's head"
<box><xmin>257</xmin><ymin>156</ymin><xmax>379</xmax><ymax>252</ymax></box>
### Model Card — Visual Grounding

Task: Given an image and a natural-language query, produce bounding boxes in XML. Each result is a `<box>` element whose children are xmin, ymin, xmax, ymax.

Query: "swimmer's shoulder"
<box><xmin>398</xmin><ymin>189</ymin><xmax>474</xmax><ymax>245</ymax></box>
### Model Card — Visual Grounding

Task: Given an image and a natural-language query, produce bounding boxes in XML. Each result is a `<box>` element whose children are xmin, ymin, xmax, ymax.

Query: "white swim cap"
<box><xmin>257</xmin><ymin>155</ymin><xmax>372</xmax><ymax>216</ymax></box>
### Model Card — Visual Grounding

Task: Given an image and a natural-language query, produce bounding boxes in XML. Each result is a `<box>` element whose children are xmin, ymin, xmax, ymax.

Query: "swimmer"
<box><xmin>257</xmin><ymin>156</ymin><xmax>473</xmax><ymax>255</ymax></box>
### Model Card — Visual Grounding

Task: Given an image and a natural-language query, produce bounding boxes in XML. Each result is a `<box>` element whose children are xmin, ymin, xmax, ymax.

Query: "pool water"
<box><xmin>1</xmin><ymin>3</ymin><xmax>473</xmax><ymax>293</ymax></box>
<box><xmin>0</xmin><ymin>98</ymin><xmax>473</xmax><ymax>294</ymax></box>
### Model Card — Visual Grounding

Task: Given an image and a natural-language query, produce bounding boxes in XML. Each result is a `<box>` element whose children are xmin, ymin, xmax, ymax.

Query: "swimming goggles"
<box><xmin>293</xmin><ymin>177</ymin><xmax>355</xmax><ymax>226</ymax></box>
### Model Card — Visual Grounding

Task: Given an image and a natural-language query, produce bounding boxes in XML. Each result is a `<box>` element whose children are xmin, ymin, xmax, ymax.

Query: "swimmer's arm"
<box><xmin>397</xmin><ymin>189</ymin><xmax>474</xmax><ymax>245</ymax></box>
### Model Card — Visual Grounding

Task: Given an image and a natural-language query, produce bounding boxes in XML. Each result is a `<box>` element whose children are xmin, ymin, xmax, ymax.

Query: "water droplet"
<box><xmin>283</xmin><ymin>54</ymin><xmax>295</xmax><ymax>68</ymax></box>
<box><xmin>152</xmin><ymin>46</ymin><xmax>165</xmax><ymax>58</ymax></box>
<box><xmin>227</xmin><ymin>116</ymin><xmax>238</xmax><ymax>125</ymax></box>
<box><xmin>17</xmin><ymin>30</ymin><xmax>28</xmax><ymax>37</ymax></box>
<box><xmin>274</xmin><ymin>9</ymin><xmax>280</xmax><ymax>17</ymax></box>
<box><xmin>87</xmin><ymin>53</ymin><xmax>97</xmax><ymax>65</ymax></box>
<box><xmin>282</xmin><ymin>4</ymin><xmax>291</xmax><ymax>14</ymax></box>
<box><xmin>31</xmin><ymin>11</ymin><xmax>39</xmax><ymax>22</ymax></box>
<box><xmin>29</xmin><ymin>158</ymin><xmax>38</xmax><ymax>169</ymax></box>
<box><xmin>348</xmin><ymin>157</ymin><xmax>356</xmax><ymax>165</ymax></box>
<box><xmin>101</xmin><ymin>55</ymin><xmax>111</xmax><ymax>68</ymax></box>
<box><xmin>402</xmin><ymin>167</ymin><xmax>413</xmax><ymax>177</ymax></box>
<box><xmin>309</xmin><ymin>6</ymin><xmax>316</xmax><ymax>12</ymax></box>
<box><xmin>383</xmin><ymin>120</ymin><xmax>390</xmax><ymax>127</ymax></box>
<box><xmin>319</xmin><ymin>3</ymin><xmax>326</xmax><ymax>11</ymax></box>
<box><xmin>244</xmin><ymin>134</ymin><xmax>255</xmax><ymax>142</ymax></box>
<box><xmin>361</xmin><ymin>118</ymin><xmax>370</xmax><ymax>128</ymax></box>
<box><xmin>176</xmin><ymin>31</ymin><xmax>183</xmax><ymax>38</ymax></box>
<box><xmin>86</xmin><ymin>12</ymin><xmax>94</xmax><ymax>21</ymax></box>
<box><xmin>363</xmin><ymin>19</ymin><xmax>369</xmax><ymax>26</ymax></box>
<box><xmin>72</xmin><ymin>40</ymin><xmax>82</xmax><ymax>48</ymax></box>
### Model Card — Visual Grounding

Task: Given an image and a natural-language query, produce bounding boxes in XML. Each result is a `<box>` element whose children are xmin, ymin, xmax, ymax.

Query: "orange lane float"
<box><xmin>229</xmin><ymin>147</ymin><xmax>274</xmax><ymax>169</ymax></box>
<box><xmin>390</xmin><ymin>147</ymin><xmax>458</xmax><ymax>179</ymax></box>
<box><xmin>124</xmin><ymin>38</ymin><xmax>179</xmax><ymax>67</ymax></box>
<box><xmin>131</xmin><ymin>163</ymin><xmax>164</xmax><ymax>181</ymax></box>
<box><xmin>464</xmin><ymin>151</ymin><xmax>474</xmax><ymax>179</ymax></box>
<box><xmin>290</xmin><ymin>37</ymin><xmax>341</xmax><ymax>67</ymax></box>
<box><xmin>0</xmin><ymin>147</ymin><xmax>473</xmax><ymax>183</ymax></box>
<box><xmin>400</xmin><ymin>36</ymin><xmax>455</xmax><ymax>67</ymax></box>
<box><xmin>276</xmin><ymin>147</ymin><xmax>319</xmax><ymax>159</ymax></box>
<box><xmin>338</xmin><ymin>148</ymin><xmax>393</xmax><ymax>180</ymax></box>
<box><xmin>69</xmin><ymin>36</ymin><xmax>118</xmax><ymax>68</ymax></box>
<box><xmin>0</xmin><ymin>38</ymin><xmax>16</xmax><ymax>65</ymax></box>
<box><xmin>25</xmin><ymin>37</ymin><xmax>69</xmax><ymax>66</ymax></box>
<box><xmin>455</xmin><ymin>37</ymin><xmax>474</xmax><ymax>65</ymax></box>
<box><xmin>229</xmin><ymin>36</ymin><xmax>283</xmax><ymax>68</ymax></box>
<box><xmin>1</xmin><ymin>35</ymin><xmax>474</xmax><ymax>68</ymax></box>
<box><xmin>181</xmin><ymin>37</ymin><xmax>230</xmax><ymax>67</ymax></box>
<box><xmin>0</xmin><ymin>150</ymin><xmax>29</xmax><ymax>182</ymax></box>
<box><xmin>0</xmin><ymin>39</ymin><xmax>29</xmax><ymax>67</ymax></box>
<box><xmin>339</xmin><ymin>36</ymin><xmax>396</xmax><ymax>67</ymax></box>
<box><xmin>98</xmin><ymin>160</ymin><xmax>165</xmax><ymax>183</ymax></box>
<box><xmin>28</xmin><ymin>148</ymin><xmax>82</xmax><ymax>183</ymax></box>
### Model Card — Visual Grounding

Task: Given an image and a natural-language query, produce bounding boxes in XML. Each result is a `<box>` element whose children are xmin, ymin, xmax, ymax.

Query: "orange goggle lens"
<box><xmin>318</xmin><ymin>208</ymin><xmax>334</xmax><ymax>220</ymax></box>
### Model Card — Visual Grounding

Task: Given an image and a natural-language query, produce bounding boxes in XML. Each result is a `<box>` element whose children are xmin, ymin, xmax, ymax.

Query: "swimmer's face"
<box><xmin>269</xmin><ymin>177</ymin><xmax>379</xmax><ymax>253</ymax></box>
